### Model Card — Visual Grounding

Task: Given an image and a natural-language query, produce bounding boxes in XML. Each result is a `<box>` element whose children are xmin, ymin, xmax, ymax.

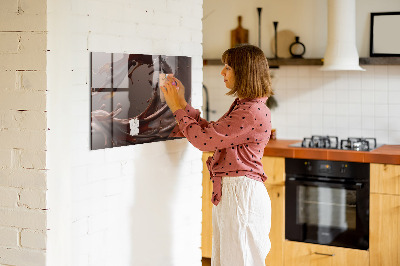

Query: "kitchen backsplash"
<box><xmin>203</xmin><ymin>65</ymin><xmax>400</xmax><ymax>144</ymax></box>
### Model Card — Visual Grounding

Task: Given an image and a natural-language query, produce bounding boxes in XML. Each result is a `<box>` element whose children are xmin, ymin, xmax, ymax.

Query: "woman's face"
<box><xmin>220</xmin><ymin>64</ymin><xmax>235</xmax><ymax>89</ymax></box>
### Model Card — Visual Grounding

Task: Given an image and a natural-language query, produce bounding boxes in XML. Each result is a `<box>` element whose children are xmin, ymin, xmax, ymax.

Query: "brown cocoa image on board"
<box><xmin>90</xmin><ymin>52</ymin><xmax>191</xmax><ymax>150</ymax></box>
<box><xmin>231</xmin><ymin>16</ymin><xmax>249</xmax><ymax>48</ymax></box>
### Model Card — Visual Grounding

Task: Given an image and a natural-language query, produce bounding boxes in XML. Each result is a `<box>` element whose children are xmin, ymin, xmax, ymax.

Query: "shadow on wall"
<box><xmin>130</xmin><ymin>140</ymin><xmax>190</xmax><ymax>265</ymax></box>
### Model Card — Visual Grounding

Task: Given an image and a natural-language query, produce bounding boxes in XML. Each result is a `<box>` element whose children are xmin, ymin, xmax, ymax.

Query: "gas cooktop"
<box><xmin>289</xmin><ymin>135</ymin><xmax>382</xmax><ymax>151</ymax></box>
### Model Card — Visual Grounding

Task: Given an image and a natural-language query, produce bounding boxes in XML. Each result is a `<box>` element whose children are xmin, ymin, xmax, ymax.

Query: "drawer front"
<box><xmin>370</xmin><ymin>163</ymin><xmax>400</xmax><ymax>195</ymax></box>
<box><xmin>284</xmin><ymin>241</ymin><xmax>369</xmax><ymax>266</ymax></box>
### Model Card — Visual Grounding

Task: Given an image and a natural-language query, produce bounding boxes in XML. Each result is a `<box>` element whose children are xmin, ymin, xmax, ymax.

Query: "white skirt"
<box><xmin>212</xmin><ymin>176</ymin><xmax>271</xmax><ymax>266</ymax></box>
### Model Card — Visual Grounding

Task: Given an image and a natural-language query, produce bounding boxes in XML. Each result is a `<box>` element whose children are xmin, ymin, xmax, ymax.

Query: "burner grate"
<box><xmin>296</xmin><ymin>136</ymin><xmax>378</xmax><ymax>151</ymax></box>
<box><xmin>301</xmin><ymin>135</ymin><xmax>339</xmax><ymax>149</ymax></box>
<box><xmin>340</xmin><ymin>137</ymin><xmax>377</xmax><ymax>151</ymax></box>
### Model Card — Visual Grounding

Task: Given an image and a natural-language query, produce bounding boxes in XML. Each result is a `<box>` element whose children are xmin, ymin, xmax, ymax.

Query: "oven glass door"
<box><xmin>298</xmin><ymin>185</ymin><xmax>356</xmax><ymax>231</ymax></box>
<box><xmin>286</xmin><ymin>179</ymin><xmax>369</xmax><ymax>250</ymax></box>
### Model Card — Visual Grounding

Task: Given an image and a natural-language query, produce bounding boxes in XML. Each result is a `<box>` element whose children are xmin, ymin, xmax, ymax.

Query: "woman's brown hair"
<box><xmin>221</xmin><ymin>44</ymin><xmax>273</xmax><ymax>99</ymax></box>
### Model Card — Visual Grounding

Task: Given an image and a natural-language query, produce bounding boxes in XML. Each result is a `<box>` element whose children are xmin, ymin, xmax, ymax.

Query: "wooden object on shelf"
<box><xmin>284</xmin><ymin>241</ymin><xmax>369</xmax><ymax>266</ymax></box>
<box><xmin>231</xmin><ymin>16</ymin><xmax>249</xmax><ymax>48</ymax></box>
<box><xmin>370</xmin><ymin>163</ymin><xmax>400</xmax><ymax>195</ymax></box>
<box><xmin>370</xmin><ymin>193</ymin><xmax>400</xmax><ymax>266</ymax></box>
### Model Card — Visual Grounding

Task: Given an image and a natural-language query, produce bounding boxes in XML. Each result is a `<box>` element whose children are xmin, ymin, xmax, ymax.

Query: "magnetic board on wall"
<box><xmin>90</xmin><ymin>52</ymin><xmax>191</xmax><ymax>150</ymax></box>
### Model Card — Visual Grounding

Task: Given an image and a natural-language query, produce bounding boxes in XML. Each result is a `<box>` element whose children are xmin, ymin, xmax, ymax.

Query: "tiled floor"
<box><xmin>202</xmin><ymin>257</ymin><xmax>211</xmax><ymax>266</ymax></box>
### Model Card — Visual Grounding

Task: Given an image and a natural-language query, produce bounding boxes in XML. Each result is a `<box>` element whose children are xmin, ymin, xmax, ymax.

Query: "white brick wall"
<box><xmin>0</xmin><ymin>227</ymin><xmax>19</xmax><ymax>247</ymax></box>
<box><xmin>0</xmin><ymin>0</ymin><xmax>48</xmax><ymax>265</ymax></box>
<box><xmin>0</xmin><ymin>248</ymin><xmax>46</xmax><ymax>266</ymax></box>
<box><xmin>3</xmin><ymin>0</ymin><xmax>203</xmax><ymax>265</ymax></box>
<box><xmin>47</xmin><ymin>1</ymin><xmax>203</xmax><ymax>266</ymax></box>
<box><xmin>21</xmin><ymin>229</ymin><xmax>47</xmax><ymax>250</ymax></box>
<box><xmin>0</xmin><ymin>187</ymin><xmax>19</xmax><ymax>208</ymax></box>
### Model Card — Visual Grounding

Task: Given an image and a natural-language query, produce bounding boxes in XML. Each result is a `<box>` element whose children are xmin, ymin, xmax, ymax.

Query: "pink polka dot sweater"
<box><xmin>172</xmin><ymin>97</ymin><xmax>271</xmax><ymax>206</ymax></box>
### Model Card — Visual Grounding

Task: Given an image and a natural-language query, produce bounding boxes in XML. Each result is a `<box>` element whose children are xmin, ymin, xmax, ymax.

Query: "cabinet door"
<box><xmin>202</xmin><ymin>152</ymin><xmax>213</xmax><ymax>258</ymax></box>
<box><xmin>284</xmin><ymin>241</ymin><xmax>369</xmax><ymax>266</ymax></box>
<box><xmin>264</xmin><ymin>185</ymin><xmax>284</xmax><ymax>266</ymax></box>
<box><xmin>370</xmin><ymin>193</ymin><xmax>400</xmax><ymax>266</ymax></box>
<box><xmin>261</xmin><ymin>156</ymin><xmax>285</xmax><ymax>185</ymax></box>
<box><xmin>370</xmin><ymin>163</ymin><xmax>400</xmax><ymax>195</ymax></box>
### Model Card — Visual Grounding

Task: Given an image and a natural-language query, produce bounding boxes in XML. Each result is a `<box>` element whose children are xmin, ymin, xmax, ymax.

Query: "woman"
<box><xmin>161</xmin><ymin>44</ymin><xmax>273</xmax><ymax>266</ymax></box>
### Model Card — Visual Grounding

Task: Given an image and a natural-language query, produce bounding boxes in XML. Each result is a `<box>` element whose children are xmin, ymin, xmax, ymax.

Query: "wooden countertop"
<box><xmin>263</xmin><ymin>139</ymin><xmax>400</xmax><ymax>165</ymax></box>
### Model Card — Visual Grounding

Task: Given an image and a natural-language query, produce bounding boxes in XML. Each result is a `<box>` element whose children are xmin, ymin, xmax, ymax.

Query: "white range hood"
<box><xmin>320</xmin><ymin>0</ymin><xmax>365</xmax><ymax>71</ymax></box>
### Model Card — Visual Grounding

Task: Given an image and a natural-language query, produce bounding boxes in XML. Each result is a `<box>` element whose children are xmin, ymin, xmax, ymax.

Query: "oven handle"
<box><xmin>313</xmin><ymin>252</ymin><xmax>335</xmax><ymax>257</ymax></box>
<box><xmin>286</xmin><ymin>177</ymin><xmax>364</xmax><ymax>189</ymax></box>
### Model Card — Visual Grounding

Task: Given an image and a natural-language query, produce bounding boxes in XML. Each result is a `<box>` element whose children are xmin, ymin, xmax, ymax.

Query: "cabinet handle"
<box><xmin>314</xmin><ymin>252</ymin><xmax>335</xmax><ymax>257</ymax></box>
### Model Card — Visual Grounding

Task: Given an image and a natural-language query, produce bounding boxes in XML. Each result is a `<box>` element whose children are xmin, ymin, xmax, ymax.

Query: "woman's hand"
<box><xmin>161</xmin><ymin>77</ymin><xmax>184</xmax><ymax>113</ymax></box>
<box><xmin>168</xmin><ymin>75</ymin><xmax>187</xmax><ymax>108</ymax></box>
<box><xmin>168</xmin><ymin>76</ymin><xmax>187</xmax><ymax>109</ymax></box>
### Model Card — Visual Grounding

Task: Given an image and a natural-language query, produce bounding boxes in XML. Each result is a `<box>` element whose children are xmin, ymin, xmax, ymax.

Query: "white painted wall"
<box><xmin>203</xmin><ymin>0</ymin><xmax>400</xmax><ymax>144</ymax></box>
<box><xmin>0</xmin><ymin>0</ymin><xmax>48</xmax><ymax>265</ymax></box>
<box><xmin>46</xmin><ymin>1</ymin><xmax>203</xmax><ymax>266</ymax></box>
<box><xmin>203</xmin><ymin>0</ymin><xmax>327</xmax><ymax>59</ymax></box>
<box><xmin>203</xmin><ymin>0</ymin><xmax>400</xmax><ymax>58</ymax></box>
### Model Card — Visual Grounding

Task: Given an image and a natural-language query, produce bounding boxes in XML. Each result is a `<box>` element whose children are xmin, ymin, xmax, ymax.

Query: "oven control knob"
<box><xmin>304</xmin><ymin>161</ymin><xmax>312</xmax><ymax>171</ymax></box>
<box><xmin>340</xmin><ymin>164</ymin><xmax>347</xmax><ymax>174</ymax></box>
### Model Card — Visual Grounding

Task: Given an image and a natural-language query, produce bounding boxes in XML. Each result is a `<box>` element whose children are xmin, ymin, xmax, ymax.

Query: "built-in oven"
<box><xmin>285</xmin><ymin>158</ymin><xmax>369</xmax><ymax>250</ymax></box>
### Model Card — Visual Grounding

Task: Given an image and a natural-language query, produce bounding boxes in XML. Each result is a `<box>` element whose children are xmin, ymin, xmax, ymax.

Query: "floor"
<box><xmin>202</xmin><ymin>257</ymin><xmax>211</xmax><ymax>266</ymax></box>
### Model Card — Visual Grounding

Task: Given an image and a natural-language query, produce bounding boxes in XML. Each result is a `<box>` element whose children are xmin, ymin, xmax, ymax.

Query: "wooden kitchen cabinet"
<box><xmin>264</xmin><ymin>184</ymin><xmax>285</xmax><ymax>266</ymax></box>
<box><xmin>284</xmin><ymin>241</ymin><xmax>369</xmax><ymax>266</ymax></box>
<box><xmin>370</xmin><ymin>163</ymin><xmax>400</xmax><ymax>266</ymax></box>
<box><xmin>262</xmin><ymin>156</ymin><xmax>285</xmax><ymax>266</ymax></box>
<box><xmin>370</xmin><ymin>163</ymin><xmax>400</xmax><ymax>195</ymax></box>
<box><xmin>261</xmin><ymin>156</ymin><xmax>285</xmax><ymax>186</ymax></box>
<box><xmin>202</xmin><ymin>152</ymin><xmax>213</xmax><ymax>258</ymax></box>
<box><xmin>201</xmin><ymin>154</ymin><xmax>286</xmax><ymax>266</ymax></box>
<box><xmin>370</xmin><ymin>193</ymin><xmax>400</xmax><ymax>266</ymax></box>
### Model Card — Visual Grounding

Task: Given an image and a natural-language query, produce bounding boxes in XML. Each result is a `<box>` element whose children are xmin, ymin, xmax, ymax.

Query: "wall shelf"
<box><xmin>203</xmin><ymin>57</ymin><xmax>400</xmax><ymax>67</ymax></box>
<box><xmin>359</xmin><ymin>57</ymin><xmax>400</xmax><ymax>65</ymax></box>
<box><xmin>268</xmin><ymin>58</ymin><xmax>323</xmax><ymax>67</ymax></box>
